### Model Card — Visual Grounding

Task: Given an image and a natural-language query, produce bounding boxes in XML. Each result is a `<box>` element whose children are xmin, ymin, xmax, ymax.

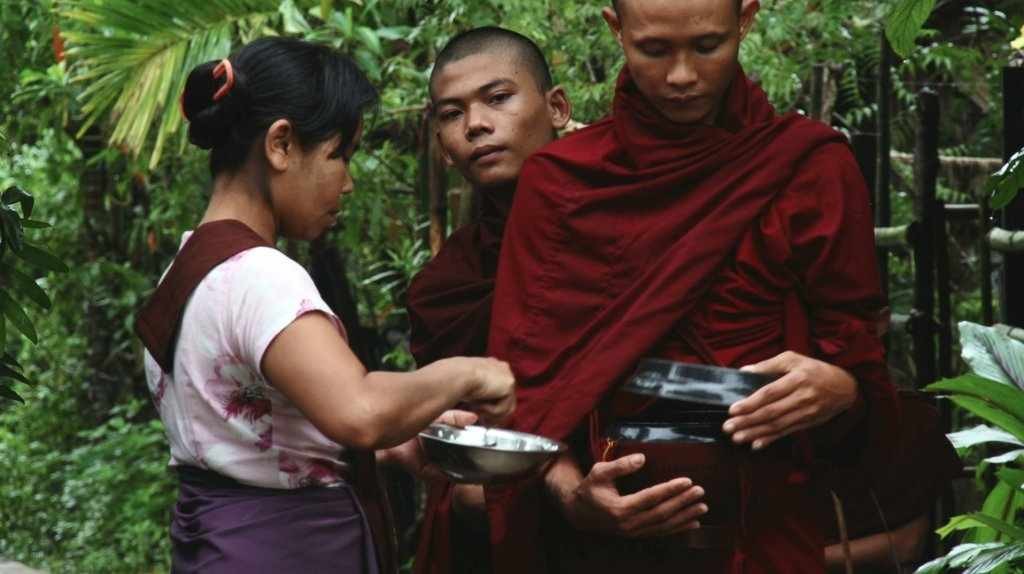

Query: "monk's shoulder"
<box><xmin>530</xmin><ymin>116</ymin><xmax>615</xmax><ymax>167</ymax></box>
<box><xmin>517</xmin><ymin>117</ymin><xmax>616</xmax><ymax>202</ymax></box>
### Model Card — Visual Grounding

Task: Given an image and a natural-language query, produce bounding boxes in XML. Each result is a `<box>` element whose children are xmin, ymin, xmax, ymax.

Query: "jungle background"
<box><xmin>0</xmin><ymin>0</ymin><xmax>1022</xmax><ymax>572</ymax></box>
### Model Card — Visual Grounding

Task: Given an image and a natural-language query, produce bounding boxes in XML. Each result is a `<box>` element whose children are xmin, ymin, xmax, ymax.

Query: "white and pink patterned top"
<box><xmin>143</xmin><ymin>231</ymin><xmax>349</xmax><ymax>489</ymax></box>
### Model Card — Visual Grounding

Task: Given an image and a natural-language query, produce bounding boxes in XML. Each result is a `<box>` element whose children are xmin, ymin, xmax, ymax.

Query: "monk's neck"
<box><xmin>474</xmin><ymin>182</ymin><xmax>517</xmax><ymax>224</ymax></box>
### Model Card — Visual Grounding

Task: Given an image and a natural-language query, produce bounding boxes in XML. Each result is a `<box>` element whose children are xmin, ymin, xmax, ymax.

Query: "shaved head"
<box><xmin>613</xmin><ymin>0</ymin><xmax>742</xmax><ymax>17</ymax></box>
<box><xmin>429</xmin><ymin>26</ymin><xmax>553</xmax><ymax>101</ymax></box>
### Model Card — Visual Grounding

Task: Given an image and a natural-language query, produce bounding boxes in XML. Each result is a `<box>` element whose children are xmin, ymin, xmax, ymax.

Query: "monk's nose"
<box><xmin>465</xmin><ymin>103</ymin><xmax>494</xmax><ymax>139</ymax></box>
<box><xmin>666</xmin><ymin>54</ymin><xmax>699</xmax><ymax>90</ymax></box>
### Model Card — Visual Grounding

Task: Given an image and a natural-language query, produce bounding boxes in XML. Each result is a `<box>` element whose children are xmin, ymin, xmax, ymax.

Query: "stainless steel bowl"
<box><xmin>418</xmin><ymin>424</ymin><xmax>567</xmax><ymax>484</ymax></box>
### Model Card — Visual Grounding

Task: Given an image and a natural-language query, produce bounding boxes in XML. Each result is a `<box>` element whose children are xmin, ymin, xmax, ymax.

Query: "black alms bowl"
<box><xmin>418</xmin><ymin>424</ymin><xmax>567</xmax><ymax>484</ymax></box>
<box><xmin>623</xmin><ymin>359</ymin><xmax>773</xmax><ymax>408</ymax></box>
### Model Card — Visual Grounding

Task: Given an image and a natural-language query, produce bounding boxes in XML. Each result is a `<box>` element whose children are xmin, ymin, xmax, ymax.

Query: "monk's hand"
<box><xmin>378</xmin><ymin>409</ymin><xmax>478</xmax><ymax>480</ymax></box>
<box><xmin>723</xmin><ymin>351</ymin><xmax>858</xmax><ymax>450</ymax></box>
<box><xmin>546</xmin><ymin>453</ymin><xmax>706</xmax><ymax>538</ymax></box>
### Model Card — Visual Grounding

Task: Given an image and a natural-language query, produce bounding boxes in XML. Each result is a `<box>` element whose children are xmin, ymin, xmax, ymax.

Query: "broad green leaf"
<box><xmin>988</xmin><ymin>146</ymin><xmax>1024</xmax><ymax>210</ymax></box>
<box><xmin>0</xmin><ymin>207</ymin><xmax>24</xmax><ymax>253</ymax></box>
<box><xmin>884</xmin><ymin>0</ymin><xmax>937</xmax><ymax>58</ymax></box>
<box><xmin>970</xmin><ymin>481</ymin><xmax>1020</xmax><ymax>543</ymax></box>
<box><xmin>19</xmin><ymin>219</ymin><xmax>52</xmax><ymax>229</ymax></box>
<box><xmin>958</xmin><ymin>321</ymin><xmax>1024</xmax><ymax>389</ymax></box>
<box><xmin>985</xmin><ymin>449</ymin><xmax>1024</xmax><ymax>464</ymax></box>
<box><xmin>998</xmin><ymin>468</ymin><xmax>1024</xmax><ymax>490</ymax></box>
<box><xmin>5</xmin><ymin>267</ymin><xmax>51</xmax><ymax>309</ymax></box>
<box><xmin>0</xmin><ymin>289</ymin><xmax>37</xmax><ymax>343</ymax></box>
<box><xmin>2</xmin><ymin>185</ymin><xmax>34</xmax><ymax>218</ymax></box>
<box><xmin>15</xmin><ymin>243</ymin><xmax>69</xmax><ymax>274</ymax></box>
<box><xmin>916</xmin><ymin>542</ymin><xmax>1024</xmax><ymax>574</ymax></box>
<box><xmin>928</xmin><ymin>374</ymin><xmax>1024</xmax><ymax>442</ymax></box>
<box><xmin>0</xmin><ymin>362</ymin><xmax>30</xmax><ymax>386</ymax></box>
<box><xmin>1</xmin><ymin>352</ymin><xmax>20</xmax><ymax>370</ymax></box>
<box><xmin>319</xmin><ymin>0</ymin><xmax>332</xmax><ymax>21</ymax></box>
<box><xmin>355</xmin><ymin>26</ymin><xmax>381</xmax><ymax>55</ymax></box>
<box><xmin>279</xmin><ymin>0</ymin><xmax>311</xmax><ymax>34</ymax></box>
<box><xmin>947</xmin><ymin>424</ymin><xmax>1024</xmax><ymax>450</ymax></box>
<box><xmin>0</xmin><ymin>384</ymin><xmax>24</xmax><ymax>403</ymax></box>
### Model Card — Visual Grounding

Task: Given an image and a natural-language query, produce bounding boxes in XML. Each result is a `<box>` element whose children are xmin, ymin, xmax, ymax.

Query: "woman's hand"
<box><xmin>378</xmin><ymin>409</ymin><xmax>478</xmax><ymax>480</ymax></box>
<box><xmin>444</xmin><ymin>356</ymin><xmax>516</xmax><ymax>425</ymax></box>
<box><xmin>546</xmin><ymin>453</ymin><xmax>706</xmax><ymax>538</ymax></box>
<box><xmin>723</xmin><ymin>351</ymin><xmax>858</xmax><ymax>450</ymax></box>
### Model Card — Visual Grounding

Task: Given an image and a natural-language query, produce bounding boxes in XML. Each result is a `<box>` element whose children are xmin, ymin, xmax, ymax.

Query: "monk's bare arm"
<box><xmin>262</xmin><ymin>312</ymin><xmax>515</xmax><ymax>450</ymax></box>
<box><xmin>543</xmin><ymin>451</ymin><xmax>706</xmax><ymax>538</ymax></box>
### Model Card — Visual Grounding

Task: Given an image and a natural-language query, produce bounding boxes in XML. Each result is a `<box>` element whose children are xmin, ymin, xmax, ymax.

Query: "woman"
<box><xmin>135</xmin><ymin>37</ymin><xmax>515</xmax><ymax>573</ymax></box>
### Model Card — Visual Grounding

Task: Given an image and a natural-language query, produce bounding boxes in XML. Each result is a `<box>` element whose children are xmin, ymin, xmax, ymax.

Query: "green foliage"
<box><xmin>989</xmin><ymin>146</ymin><xmax>1024</xmax><ymax>210</ymax></box>
<box><xmin>885</xmin><ymin>0</ymin><xmax>937</xmax><ymax>58</ymax></box>
<box><xmin>921</xmin><ymin>324</ymin><xmax>1024</xmax><ymax>573</ymax></box>
<box><xmin>0</xmin><ymin>400</ymin><xmax>175</xmax><ymax>573</ymax></box>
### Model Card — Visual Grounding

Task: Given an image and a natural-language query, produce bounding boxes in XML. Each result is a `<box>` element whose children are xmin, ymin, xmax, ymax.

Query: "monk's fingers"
<box><xmin>588</xmin><ymin>454</ymin><xmax>646</xmax><ymax>484</ymax></box>
<box><xmin>619</xmin><ymin>485</ymin><xmax>706</xmax><ymax>535</ymax></box>
<box><xmin>727</xmin><ymin>372</ymin><xmax>801</xmax><ymax>417</ymax></box>
<box><xmin>618</xmin><ymin>477</ymin><xmax>697</xmax><ymax>514</ymax></box>
<box><xmin>730</xmin><ymin>406</ymin><xmax>820</xmax><ymax>448</ymax></box>
<box><xmin>738</xmin><ymin>350</ymin><xmax>803</xmax><ymax>377</ymax></box>
<box><xmin>627</xmin><ymin>505</ymin><xmax>705</xmax><ymax>539</ymax></box>
<box><xmin>724</xmin><ymin>380</ymin><xmax>808</xmax><ymax>434</ymax></box>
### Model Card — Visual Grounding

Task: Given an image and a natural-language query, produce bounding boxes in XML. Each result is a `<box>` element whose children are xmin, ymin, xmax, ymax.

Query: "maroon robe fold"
<box><xmin>408</xmin><ymin>190</ymin><xmax>513</xmax><ymax>574</ymax></box>
<box><xmin>482</xmin><ymin>67</ymin><xmax>901</xmax><ymax>573</ymax></box>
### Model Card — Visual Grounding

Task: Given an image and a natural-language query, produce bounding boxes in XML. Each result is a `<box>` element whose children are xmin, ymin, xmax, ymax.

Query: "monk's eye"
<box><xmin>696</xmin><ymin>39</ymin><xmax>723</xmax><ymax>55</ymax></box>
<box><xmin>489</xmin><ymin>92</ymin><xmax>512</xmax><ymax>106</ymax></box>
<box><xmin>438</xmin><ymin>109</ymin><xmax>462</xmax><ymax>123</ymax></box>
<box><xmin>636</xmin><ymin>41</ymin><xmax>669</xmax><ymax>57</ymax></box>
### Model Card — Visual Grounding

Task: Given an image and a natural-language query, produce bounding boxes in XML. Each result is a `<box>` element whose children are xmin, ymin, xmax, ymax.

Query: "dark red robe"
<box><xmin>408</xmin><ymin>189</ymin><xmax>513</xmax><ymax>574</ymax></box>
<box><xmin>481</xmin><ymin>67</ymin><xmax>901</xmax><ymax>573</ymax></box>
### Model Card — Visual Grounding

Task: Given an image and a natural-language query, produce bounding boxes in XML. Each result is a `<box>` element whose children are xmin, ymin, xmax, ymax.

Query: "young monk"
<box><xmin>481</xmin><ymin>1</ymin><xmax>905</xmax><ymax>572</ymax></box>
<box><xmin>407</xmin><ymin>27</ymin><xmax>708</xmax><ymax>574</ymax></box>
<box><xmin>134</xmin><ymin>37</ymin><xmax>516</xmax><ymax>573</ymax></box>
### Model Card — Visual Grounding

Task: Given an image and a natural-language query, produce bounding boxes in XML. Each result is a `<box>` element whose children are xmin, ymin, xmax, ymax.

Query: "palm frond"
<box><xmin>58</xmin><ymin>0</ymin><xmax>282</xmax><ymax>169</ymax></box>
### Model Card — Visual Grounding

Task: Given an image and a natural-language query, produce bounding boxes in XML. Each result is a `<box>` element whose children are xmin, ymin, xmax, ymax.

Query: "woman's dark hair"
<box><xmin>181</xmin><ymin>37</ymin><xmax>378</xmax><ymax>175</ymax></box>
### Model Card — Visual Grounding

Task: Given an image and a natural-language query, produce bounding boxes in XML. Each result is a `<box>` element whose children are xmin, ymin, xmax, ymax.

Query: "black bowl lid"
<box><xmin>622</xmin><ymin>358</ymin><xmax>773</xmax><ymax>407</ymax></box>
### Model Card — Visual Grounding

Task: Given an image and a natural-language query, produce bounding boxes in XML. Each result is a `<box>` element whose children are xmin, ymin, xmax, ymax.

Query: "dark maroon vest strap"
<box><xmin>135</xmin><ymin>219</ymin><xmax>271</xmax><ymax>373</ymax></box>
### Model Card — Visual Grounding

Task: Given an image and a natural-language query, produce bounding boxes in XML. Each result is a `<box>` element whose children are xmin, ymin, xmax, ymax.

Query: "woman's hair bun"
<box><xmin>181</xmin><ymin>59</ymin><xmax>247</xmax><ymax>150</ymax></box>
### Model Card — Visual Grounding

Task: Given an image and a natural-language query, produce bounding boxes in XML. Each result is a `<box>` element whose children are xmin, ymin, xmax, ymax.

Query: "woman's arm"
<box><xmin>262</xmin><ymin>312</ymin><xmax>515</xmax><ymax>450</ymax></box>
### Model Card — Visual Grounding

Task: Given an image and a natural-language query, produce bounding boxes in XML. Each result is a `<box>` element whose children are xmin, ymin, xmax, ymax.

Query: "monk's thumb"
<box><xmin>596</xmin><ymin>454</ymin><xmax>645</xmax><ymax>481</ymax></box>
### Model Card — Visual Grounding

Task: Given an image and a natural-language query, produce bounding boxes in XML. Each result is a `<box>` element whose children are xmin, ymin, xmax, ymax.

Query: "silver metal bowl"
<box><xmin>418</xmin><ymin>424</ymin><xmax>567</xmax><ymax>484</ymax></box>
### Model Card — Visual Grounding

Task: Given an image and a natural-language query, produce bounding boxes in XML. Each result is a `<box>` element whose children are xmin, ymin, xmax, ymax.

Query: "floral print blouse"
<box><xmin>144</xmin><ymin>231</ymin><xmax>349</xmax><ymax>489</ymax></box>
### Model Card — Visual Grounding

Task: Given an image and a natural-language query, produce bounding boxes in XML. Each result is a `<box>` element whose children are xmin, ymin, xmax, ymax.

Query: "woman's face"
<box><xmin>274</xmin><ymin>123</ymin><xmax>362</xmax><ymax>241</ymax></box>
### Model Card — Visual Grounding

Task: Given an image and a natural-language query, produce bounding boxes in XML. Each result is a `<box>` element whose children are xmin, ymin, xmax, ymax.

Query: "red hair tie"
<box><xmin>212</xmin><ymin>59</ymin><xmax>235</xmax><ymax>101</ymax></box>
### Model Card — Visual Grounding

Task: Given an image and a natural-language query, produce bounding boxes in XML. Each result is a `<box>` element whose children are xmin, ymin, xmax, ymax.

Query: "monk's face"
<box><xmin>432</xmin><ymin>53</ymin><xmax>571</xmax><ymax>191</ymax></box>
<box><xmin>603</xmin><ymin>0</ymin><xmax>758</xmax><ymax>125</ymax></box>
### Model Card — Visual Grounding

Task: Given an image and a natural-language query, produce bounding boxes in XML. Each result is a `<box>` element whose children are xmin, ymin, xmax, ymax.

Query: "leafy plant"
<box><xmin>0</xmin><ymin>184</ymin><xmax>67</xmax><ymax>403</ymax></box>
<box><xmin>917</xmin><ymin>322</ymin><xmax>1024</xmax><ymax>573</ymax></box>
<box><xmin>988</xmin><ymin>146</ymin><xmax>1024</xmax><ymax>210</ymax></box>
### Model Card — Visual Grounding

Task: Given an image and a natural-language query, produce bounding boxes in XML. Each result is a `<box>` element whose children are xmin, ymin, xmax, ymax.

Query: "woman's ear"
<box><xmin>264</xmin><ymin>119</ymin><xmax>294</xmax><ymax>173</ymax></box>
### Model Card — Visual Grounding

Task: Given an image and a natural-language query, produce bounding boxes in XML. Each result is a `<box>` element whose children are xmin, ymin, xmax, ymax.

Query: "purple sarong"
<box><xmin>171</xmin><ymin>466</ymin><xmax>380</xmax><ymax>574</ymax></box>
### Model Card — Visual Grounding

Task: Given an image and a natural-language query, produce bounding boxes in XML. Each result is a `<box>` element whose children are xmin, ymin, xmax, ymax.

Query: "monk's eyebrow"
<box><xmin>434</xmin><ymin>78</ymin><xmax>518</xmax><ymax>109</ymax></box>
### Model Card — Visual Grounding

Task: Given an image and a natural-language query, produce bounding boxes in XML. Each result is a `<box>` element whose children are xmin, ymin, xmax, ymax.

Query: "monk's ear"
<box><xmin>739</xmin><ymin>0</ymin><xmax>760</xmax><ymax>41</ymax></box>
<box><xmin>546</xmin><ymin>85</ymin><xmax>572</xmax><ymax>131</ymax></box>
<box><xmin>602</xmin><ymin>6</ymin><xmax>623</xmax><ymax>46</ymax></box>
<box><xmin>264</xmin><ymin>119</ymin><xmax>294</xmax><ymax>173</ymax></box>
<box><xmin>434</xmin><ymin>129</ymin><xmax>455</xmax><ymax>168</ymax></box>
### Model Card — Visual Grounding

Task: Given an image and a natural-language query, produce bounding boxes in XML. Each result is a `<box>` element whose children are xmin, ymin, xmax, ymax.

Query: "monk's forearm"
<box><xmin>542</xmin><ymin>453</ymin><xmax>585</xmax><ymax>510</ymax></box>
